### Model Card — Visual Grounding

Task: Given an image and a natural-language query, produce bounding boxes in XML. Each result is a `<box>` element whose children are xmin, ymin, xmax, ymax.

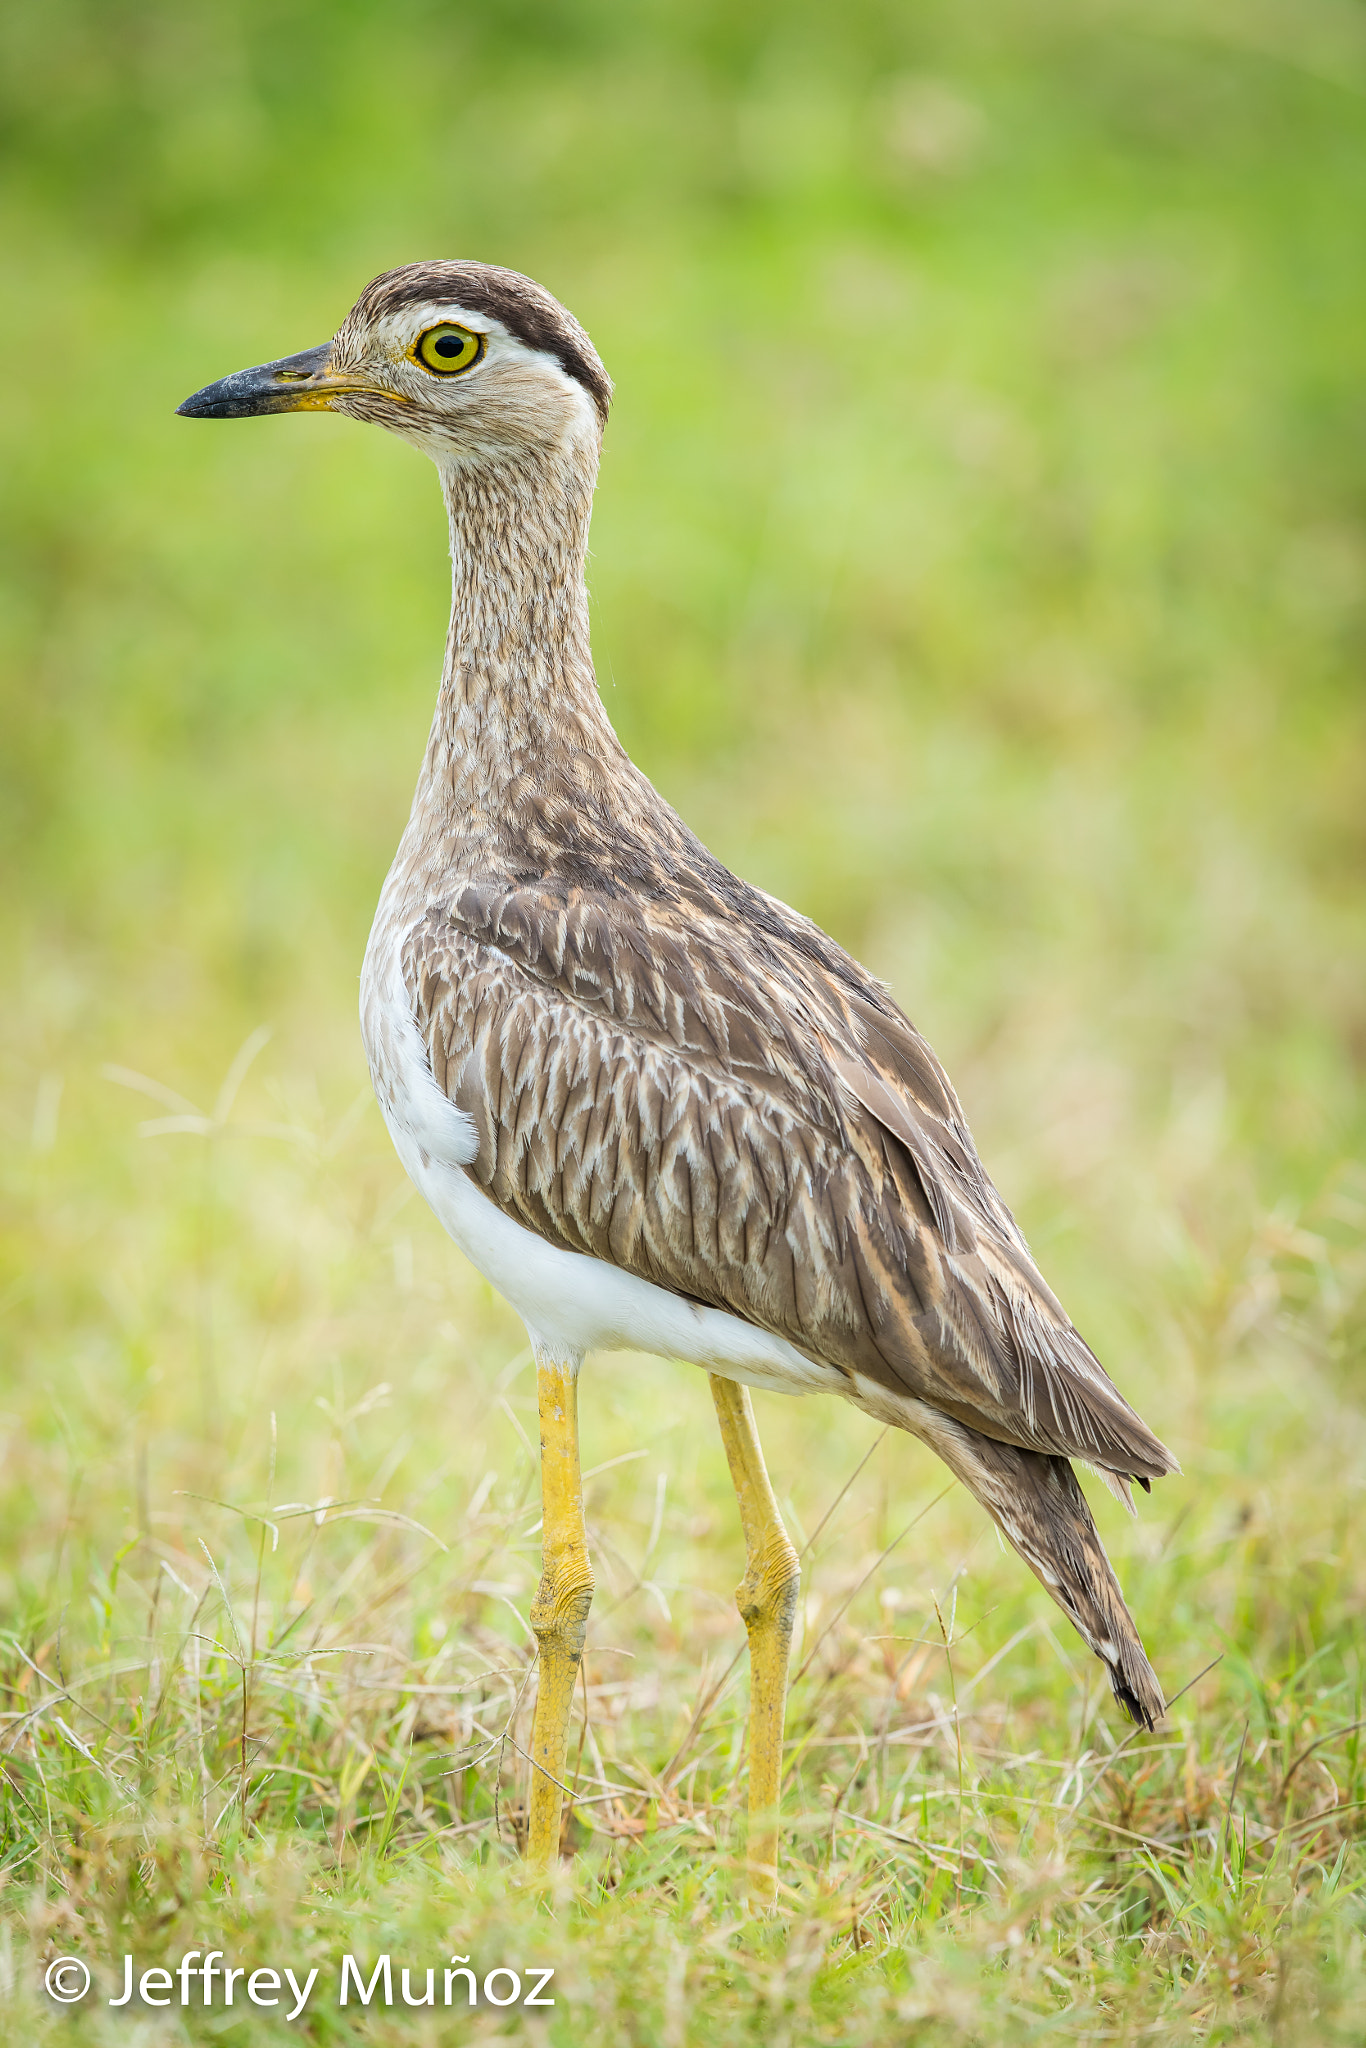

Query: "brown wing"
<box><xmin>405</xmin><ymin>879</ymin><xmax>1175</xmax><ymax>1484</ymax></box>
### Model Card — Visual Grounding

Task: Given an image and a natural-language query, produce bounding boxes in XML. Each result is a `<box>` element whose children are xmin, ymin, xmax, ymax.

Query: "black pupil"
<box><xmin>434</xmin><ymin>333</ymin><xmax>465</xmax><ymax>358</ymax></box>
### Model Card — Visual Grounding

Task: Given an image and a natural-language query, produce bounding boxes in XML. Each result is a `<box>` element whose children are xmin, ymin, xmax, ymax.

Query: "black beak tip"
<box><xmin>175</xmin><ymin>375</ymin><xmax>262</xmax><ymax>419</ymax></box>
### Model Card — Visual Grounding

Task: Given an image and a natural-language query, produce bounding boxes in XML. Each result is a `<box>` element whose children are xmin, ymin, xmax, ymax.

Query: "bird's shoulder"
<box><xmin>402</xmin><ymin>810</ymin><xmax>1045</xmax><ymax>1307</ymax></box>
<box><xmin>404</xmin><ymin>806</ymin><xmax>1003</xmax><ymax>1225</ymax></box>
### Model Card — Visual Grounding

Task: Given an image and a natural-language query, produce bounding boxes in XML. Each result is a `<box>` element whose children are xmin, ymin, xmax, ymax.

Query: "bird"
<box><xmin>178</xmin><ymin>260</ymin><xmax>1178</xmax><ymax>1899</ymax></box>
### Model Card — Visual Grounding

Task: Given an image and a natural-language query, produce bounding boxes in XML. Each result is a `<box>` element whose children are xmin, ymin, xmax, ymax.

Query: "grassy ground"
<box><xmin>2</xmin><ymin>1</ymin><xmax>1365</xmax><ymax>2039</ymax></box>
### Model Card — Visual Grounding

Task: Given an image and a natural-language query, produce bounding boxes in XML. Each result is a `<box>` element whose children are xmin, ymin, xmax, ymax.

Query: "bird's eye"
<box><xmin>414</xmin><ymin>324</ymin><xmax>485</xmax><ymax>375</ymax></box>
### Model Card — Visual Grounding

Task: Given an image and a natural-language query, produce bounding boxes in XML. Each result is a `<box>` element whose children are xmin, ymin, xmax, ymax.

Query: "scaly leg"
<box><xmin>527</xmin><ymin>1349</ymin><xmax>593</xmax><ymax>1867</ymax></box>
<box><xmin>709</xmin><ymin>1374</ymin><xmax>800</xmax><ymax>1907</ymax></box>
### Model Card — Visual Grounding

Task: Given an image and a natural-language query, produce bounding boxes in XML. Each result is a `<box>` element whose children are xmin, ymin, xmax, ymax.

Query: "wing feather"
<box><xmin>405</xmin><ymin>881</ymin><xmax>1176</xmax><ymax>1483</ymax></box>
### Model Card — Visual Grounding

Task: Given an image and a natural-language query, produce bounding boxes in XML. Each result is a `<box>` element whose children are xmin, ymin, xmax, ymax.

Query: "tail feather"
<box><xmin>924</xmin><ymin>1414</ymin><xmax>1165</xmax><ymax>1728</ymax></box>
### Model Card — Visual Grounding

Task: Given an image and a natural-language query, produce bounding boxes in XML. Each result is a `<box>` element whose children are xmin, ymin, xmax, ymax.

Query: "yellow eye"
<box><xmin>414</xmin><ymin>323</ymin><xmax>485</xmax><ymax>375</ymax></box>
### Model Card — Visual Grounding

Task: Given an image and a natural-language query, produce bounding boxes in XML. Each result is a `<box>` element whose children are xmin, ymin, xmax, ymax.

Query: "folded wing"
<box><xmin>404</xmin><ymin>876</ymin><xmax>1176</xmax><ymax>1489</ymax></box>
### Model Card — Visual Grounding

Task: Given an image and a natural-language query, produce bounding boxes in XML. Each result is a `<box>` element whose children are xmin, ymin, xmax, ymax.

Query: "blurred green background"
<box><xmin>1</xmin><ymin>2</ymin><xmax>1365</xmax><ymax>2024</ymax></box>
<box><xmin>6</xmin><ymin>0</ymin><xmax>1366</xmax><ymax>1658</ymax></box>
<box><xmin>2</xmin><ymin>0</ymin><xmax>1366</xmax><ymax>2031</ymax></box>
<box><xmin>5</xmin><ymin>0</ymin><xmax>1366</xmax><ymax>1626</ymax></box>
<box><xmin>5</xmin><ymin>0</ymin><xmax>1364</xmax><ymax>1213</ymax></box>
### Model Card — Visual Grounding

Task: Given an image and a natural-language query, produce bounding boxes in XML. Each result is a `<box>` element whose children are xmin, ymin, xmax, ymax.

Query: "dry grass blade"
<box><xmin>793</xmin><ymin>1486</ymin><xmax>955</xmax><ymax>1684</ymax></box>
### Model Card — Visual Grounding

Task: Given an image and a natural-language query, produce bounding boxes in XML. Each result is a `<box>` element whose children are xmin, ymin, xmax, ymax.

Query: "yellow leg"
<box><xmin>527</xmin><ymin>1350</ymin><xmax>593</xmax><ymax>1868</ymax></box>
<box><xmin>709</xmin><ymin>1374</ymin><xmax>800</xmax><ymax>1908</ymax></box>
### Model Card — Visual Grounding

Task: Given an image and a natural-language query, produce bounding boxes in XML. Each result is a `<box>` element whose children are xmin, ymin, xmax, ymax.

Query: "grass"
<box><xmin>2</xmin><ymin>0</ymin><xmax>1365</xmax><ymax>2038</ymax></box>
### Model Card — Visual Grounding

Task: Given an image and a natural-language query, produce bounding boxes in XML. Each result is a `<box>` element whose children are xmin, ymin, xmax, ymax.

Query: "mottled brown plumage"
<box><xmin>179</xmin><ymin>260</ymin><xmax>1177</xmax><ymax>1737</ymax></box>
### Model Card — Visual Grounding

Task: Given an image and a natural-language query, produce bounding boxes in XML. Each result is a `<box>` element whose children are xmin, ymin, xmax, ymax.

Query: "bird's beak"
<box><xmin>175</xmin><ymin>342</ymin><xmax>372</xmax><ymax>418</ymax></box>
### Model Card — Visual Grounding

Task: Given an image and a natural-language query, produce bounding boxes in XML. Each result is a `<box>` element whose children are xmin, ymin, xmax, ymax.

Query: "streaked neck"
<box><xmin>429</xmin><ymin>433</ymin><xmax>615</xmax><ymax>771</ymax></box>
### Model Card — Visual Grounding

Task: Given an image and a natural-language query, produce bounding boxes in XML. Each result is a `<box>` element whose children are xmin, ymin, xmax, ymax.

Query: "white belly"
<box><xmin>361</xmin><ymin>912</ymin><xmax>841</xmax><ymax>1394</ymax></box>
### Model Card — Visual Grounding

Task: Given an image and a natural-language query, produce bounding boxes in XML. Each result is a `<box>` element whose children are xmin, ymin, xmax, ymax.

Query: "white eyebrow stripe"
<box><xmin>390</xmin><ymin>302</ymin><xmax>508</xmax><ymax>338</ymax></box>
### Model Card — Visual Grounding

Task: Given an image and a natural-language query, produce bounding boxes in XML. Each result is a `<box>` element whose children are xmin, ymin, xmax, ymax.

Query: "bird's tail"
<box><xmin>926</xmin><ymin>1414</ymin><xmax>1165</xmax><ymax>1728</ymax></box>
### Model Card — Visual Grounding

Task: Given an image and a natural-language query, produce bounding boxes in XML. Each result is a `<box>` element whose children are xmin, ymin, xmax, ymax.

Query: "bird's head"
<box><xmin>176</xmin><ymin>260</ymin><xmax>611</xmax><ymax>467</ymax></box>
